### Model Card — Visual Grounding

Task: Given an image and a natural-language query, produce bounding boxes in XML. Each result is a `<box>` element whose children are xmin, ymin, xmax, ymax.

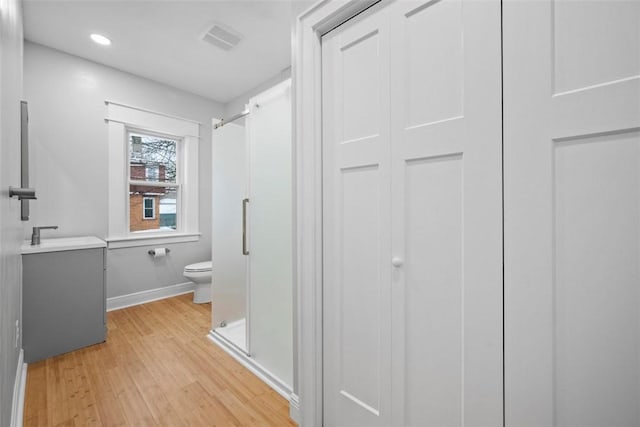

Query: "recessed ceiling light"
<box><xmin>90</xmin><ymin>34</ymin><xmax>111</xmax><ymax>46</ymax></box>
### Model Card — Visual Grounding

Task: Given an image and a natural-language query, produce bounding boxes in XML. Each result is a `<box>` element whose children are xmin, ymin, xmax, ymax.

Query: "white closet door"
<box><xmin>388</xmin><ymin>0</ymin><xmax>502</xmax><ymax>425</ymax></box>
<box><xmin>504</xmin><ymin>1</ymin><xmax>640</xmax><ymax>426</ymax></box>
<box><xmin>323</xmin><ymin>0</ymin><xmax>502</xmax><ymax>425</ymax></box>
<box><xmin>322</xmin><ymin>6</ymin><xmax>393</xmax><ymax>426</ymax></box>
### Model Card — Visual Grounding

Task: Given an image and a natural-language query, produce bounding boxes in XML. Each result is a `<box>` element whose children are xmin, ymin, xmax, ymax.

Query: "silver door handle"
<box><xmin>242</xmin><ymin>198</ymin><xmax>249</xmax><ymax>255</ymax></box>
<box><xmin>9</xmin><ymin>186</ymin><xmax>36</xmax><ymax>200</ymax></box>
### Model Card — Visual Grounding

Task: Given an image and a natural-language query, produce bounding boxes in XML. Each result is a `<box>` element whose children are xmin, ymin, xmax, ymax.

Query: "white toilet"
<box><xmin>183</xmin><ymin>261</ymin><xmax>212</xmax><ymax>303</ymax></box>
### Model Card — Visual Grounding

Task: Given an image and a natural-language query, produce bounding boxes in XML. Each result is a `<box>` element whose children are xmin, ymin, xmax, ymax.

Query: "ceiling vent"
<box><xmin>202</xmin><ymin>23</ymin><xmax>243</xmax><ymax>51</ymax></box>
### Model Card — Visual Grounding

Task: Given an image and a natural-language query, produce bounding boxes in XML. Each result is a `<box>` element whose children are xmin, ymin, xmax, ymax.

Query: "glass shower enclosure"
<box><xmin>210</xmin><ymin>80</ymin><xmax>293</xmax><ymax>392</ymax></box>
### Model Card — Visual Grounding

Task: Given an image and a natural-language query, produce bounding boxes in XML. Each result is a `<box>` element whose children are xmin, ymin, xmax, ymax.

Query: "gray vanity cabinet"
<box><xmin>22</xmin><ymin>246</ymin><xmax>106</xmax><ymax>363</ymax></box>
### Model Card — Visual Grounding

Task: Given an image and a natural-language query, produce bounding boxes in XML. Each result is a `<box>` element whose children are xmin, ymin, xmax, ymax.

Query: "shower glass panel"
<box><xmin>210</xmin><ymin>79</ymin><xmax>293</xmax><ymax>392</ymax></box>
<box><xmin>211</xmin><ymin>122</ymin><xmax>248</xmax><ymax>351</ymax></box>
<box><xmin>246</xmin><ymin>80</ymin><xmax>293</xmax><ymax>386</ymax></box>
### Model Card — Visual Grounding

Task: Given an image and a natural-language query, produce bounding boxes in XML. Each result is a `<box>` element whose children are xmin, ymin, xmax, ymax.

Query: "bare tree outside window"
<box><xmin>130</xmin><ymin>134</ymin><xmax>177</xmax><ymax>182</ymax></box>
<box><xmin>129</xmin><ymin>133</ymin><xmax>179</xmax><ymax>232</ymax></box>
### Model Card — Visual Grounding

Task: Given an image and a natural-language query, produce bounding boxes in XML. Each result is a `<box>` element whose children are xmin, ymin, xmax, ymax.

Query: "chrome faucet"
<box><xmin>31</xmin><ymin>225</ymin><xmax>58</xmax><ymax>245</ymax></box>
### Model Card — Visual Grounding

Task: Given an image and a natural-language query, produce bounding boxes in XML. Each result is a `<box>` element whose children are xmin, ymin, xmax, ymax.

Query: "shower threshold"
<box><xmin>208</xmin><ymin>318</ymin><xmax>292</xmax><ymax>400</ymax></box>
<box><xmin>214</xmin><ymin>318</ymin><xmax>246</xmax><ymax>352</ymax></box>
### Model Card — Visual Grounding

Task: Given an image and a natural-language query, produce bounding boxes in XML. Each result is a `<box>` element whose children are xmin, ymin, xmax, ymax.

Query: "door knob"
<box><xmin>392</xmin><ymin>257</ymin><xmax>403</xmax><ymax>267</ymax></box>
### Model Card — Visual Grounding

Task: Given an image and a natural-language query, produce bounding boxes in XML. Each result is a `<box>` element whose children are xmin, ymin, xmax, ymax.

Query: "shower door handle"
<box><xmin>242</xmin><ymin>198</ymin><xmax>249</xmax><ymax>255</ymax></box>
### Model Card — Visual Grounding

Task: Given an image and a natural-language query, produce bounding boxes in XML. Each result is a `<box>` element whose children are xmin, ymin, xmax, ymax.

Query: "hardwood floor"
<box><xmin>23</xmin><ymin>294</ymin><xmax>296</xmax><ymax>426</ymax></box>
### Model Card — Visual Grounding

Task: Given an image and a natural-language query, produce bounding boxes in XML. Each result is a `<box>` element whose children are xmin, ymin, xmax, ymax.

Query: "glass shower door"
<box><xmin>211</xmin><ymin>121</ymin><xmax>248</xmax><ymax>352</ymax></box>
<box><xmin>245</xmin><ymin>80</ymin><xmax>293</xmax><ymax>387</ymax></box>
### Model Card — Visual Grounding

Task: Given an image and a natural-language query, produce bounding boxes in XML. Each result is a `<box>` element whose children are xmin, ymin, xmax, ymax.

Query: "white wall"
<box><xmin>0</xmin><ymin>0</ymin><xmax>24</xmax><ymax>424</ymax></box>
<box><xmin>23</xmin><ymin>42</ymin><xmax>225</xmax><ymax>298</ymax></box>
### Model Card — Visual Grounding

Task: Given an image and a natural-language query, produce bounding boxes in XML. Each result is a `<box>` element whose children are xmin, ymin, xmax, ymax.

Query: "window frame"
<box><xmin>142</xmin><ymin>196</ymin><xmax>156</xmax><ymax>220</ymax></box>
<box><xmin>127</xmin><ymin>128</ymin><xmax>182</xmax><ymax>233</ymax></box>
<box><xmin>106</xmin><ymin>101</ymin><xmax>200</xmax><ymax>249</ymax></box>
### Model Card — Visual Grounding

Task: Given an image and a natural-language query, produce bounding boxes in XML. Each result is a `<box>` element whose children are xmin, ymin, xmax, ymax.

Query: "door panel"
<box><xmin>403</xmin><ymin>0</ymin><xmax>464</xmax><ymax>127</ymax></box>
<box><xmin>339</xmin><ymin>165</ymin><xmax>384</xmax><ymax>415</ymax></box>
<box><xmin>554</xmin><ymin>132</ymin><xmax>640</xmax><ymax>426</ymax></box>
<box><xmin>403</xmin><ymin>155</ymin><xmax>464</xmax><ymax>427</ymax></box>
<box><xmin>341</xmin><ymin>29</ymin><xmax>382</xmax><ymax>142</ymax></box>
<box><xmin>323</xmin><ymin>0</ymin><xmax>502</xmax><ymax>425</ymax></box>
<box><xmin>505</xmin><ymin>0</ymin><xmax>640</xmax><ymax>425</ymax></box>
<box><xmin>390</xmin><ymin>0</ymin><xmax>503</xmax><ymax>425</ymax></box>
<box><xmin>322</xmin><ymin>7</ymin><xmax>392</xmax><ymax>426</ymax></box>
<box><xmin>552</xmin><ymin>0</ymin><xmax>639</xmax><ymax>94</ymax></box>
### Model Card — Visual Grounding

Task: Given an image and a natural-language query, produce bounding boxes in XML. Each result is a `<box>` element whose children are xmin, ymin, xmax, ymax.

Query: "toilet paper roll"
<box><xmin>153</xmin><ymin>247</ymin><xmax>166</xmax><ymax>258</ymax></box>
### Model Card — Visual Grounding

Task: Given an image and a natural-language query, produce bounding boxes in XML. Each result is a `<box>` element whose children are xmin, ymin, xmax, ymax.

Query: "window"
<box><xmin>106</xmin><ymin>101</ymin><xmax>200</xmax><ymax>248</ymax></box>
<box><xmin>145</xmin><ymin>165</ymin><xmax>159</xmax><ymax>181</ymax></box>
<box><xmin>128</xmin><ymin>132</ymin><xmax>179</xmax><ymax>233</ymax></box>
<box><xmin>143</xmin><ymin>197</ymin><xmax>155</xmax><ymax>219</ymax></box>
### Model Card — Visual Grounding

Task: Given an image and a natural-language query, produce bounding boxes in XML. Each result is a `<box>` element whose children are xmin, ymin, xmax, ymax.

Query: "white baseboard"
<box><xmin>207</xmin><ymin>330</ymin><xmax>293</xmax><ymax>401</ymax></box>
<box><xmin>10</xmin><ymin>349</ymin><xmax>26</xmax><ymax>427</ymax></box>
<box><xmin>107</xmin><ymin>282</ymin><xmax>195</xmax><ymax>311</ymax></box>
<box><xmin>289</xmin><ymin>393</ymin><xmax>301</xmax><ymax>425</ymax></box>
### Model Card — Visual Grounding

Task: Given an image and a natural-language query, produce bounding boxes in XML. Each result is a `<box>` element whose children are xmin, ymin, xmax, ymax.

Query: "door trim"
<box><xmin>294</xmin><ymin>1</ymin><xmax>381</xmax><ymax>426</ymax></box>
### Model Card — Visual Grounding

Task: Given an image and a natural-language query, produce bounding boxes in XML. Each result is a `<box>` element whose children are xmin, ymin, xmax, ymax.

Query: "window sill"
<box><xmin>106</xmin><ymin>232</ymin><xmax>201</xmax><ymax>249</ymax></box>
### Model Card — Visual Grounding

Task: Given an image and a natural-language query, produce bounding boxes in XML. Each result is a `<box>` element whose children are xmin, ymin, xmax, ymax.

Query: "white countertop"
<box><xmin>21</xmin><ymin>236</ymin><xmax>107</xmax><ymax>254</ymax></box>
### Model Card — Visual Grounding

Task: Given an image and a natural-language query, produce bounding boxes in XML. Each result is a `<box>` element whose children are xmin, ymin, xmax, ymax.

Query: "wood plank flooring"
<box><xmin>23</xmin><ymin>294</ymin><xmax>296</xmax><ymax>426</ymax></box>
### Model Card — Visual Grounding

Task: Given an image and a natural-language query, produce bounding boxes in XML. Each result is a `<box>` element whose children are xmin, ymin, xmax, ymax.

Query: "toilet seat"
<box><xmin>184</xmin><ymin>261</ymin><xmax>212</xmax><ymax>273</ymax></box>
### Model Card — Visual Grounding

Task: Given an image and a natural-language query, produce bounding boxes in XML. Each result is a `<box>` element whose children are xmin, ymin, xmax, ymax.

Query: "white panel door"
<box><xmin>388</xmin><ymin>0</ymin><xmax>502</xmax><ymax>425</ymax></box>
<box><xmin>504</xmin><ymin>1</ymin><xmax>640</xmax><ymax>426</ymax></box>
<box><xmin>322</xmin><ymin>0</ymin><xmax>502</xmax><ymax>425</ymax></box>
<box><xmin>322</xmin><ymin>6</ymin><xmax>393</xmax><ymax>426</ymax></box>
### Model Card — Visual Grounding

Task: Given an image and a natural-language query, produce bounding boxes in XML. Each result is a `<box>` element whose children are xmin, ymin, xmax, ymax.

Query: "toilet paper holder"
<box><xmin>148</xmin><ymin>248</ymin><xmax>170</xmax><ymax>256</ymax></box>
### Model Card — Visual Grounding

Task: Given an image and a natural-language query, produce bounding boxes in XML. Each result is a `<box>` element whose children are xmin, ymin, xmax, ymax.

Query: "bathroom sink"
<box><xmin>21</xmin><ymin>236</ymin><xmax>106</xmax><ymax>254</ymax></box>
<box><xmin>21</xmin><ymin>235</ymin><xmax>106</xmax><ymax>362</ymax></box>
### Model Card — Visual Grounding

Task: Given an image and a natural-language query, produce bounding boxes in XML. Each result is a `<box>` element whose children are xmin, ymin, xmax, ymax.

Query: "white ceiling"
<box><xmin>23</xmin><ymin>0</ymin><xmax>304</xmax><ymax>103</ymax></box>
